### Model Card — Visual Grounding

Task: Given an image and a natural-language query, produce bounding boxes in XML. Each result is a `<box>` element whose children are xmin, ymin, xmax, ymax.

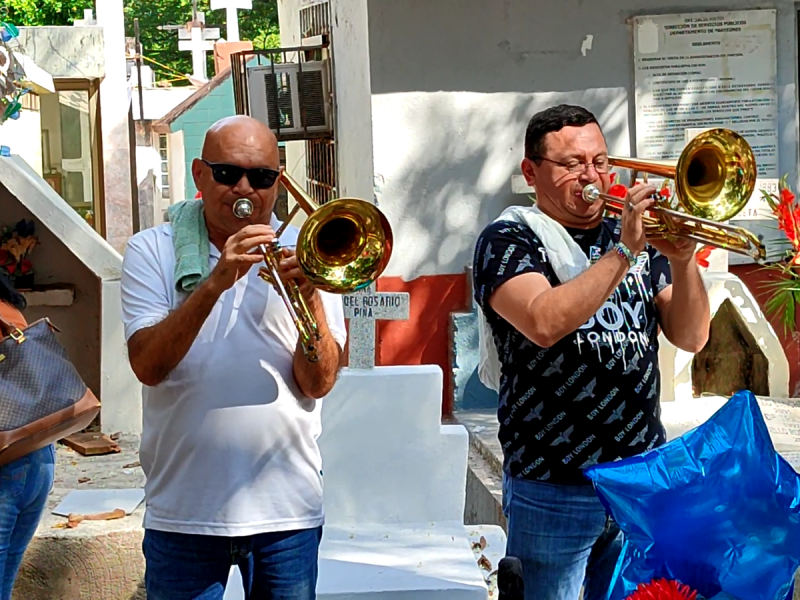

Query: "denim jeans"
<box><xmin>504</xmin><ymin>475</ymin><xmax>622</xmax><ymax>600</ymax></box>
<box><xmin>0</xmin><ymin>444</ymin><xmax>56</xmax><ymax>600</ymax></box>
<box><xmin>143</xmin><ymin>526</ymin><xmax>323</xmax><ymax>600</ymax></box>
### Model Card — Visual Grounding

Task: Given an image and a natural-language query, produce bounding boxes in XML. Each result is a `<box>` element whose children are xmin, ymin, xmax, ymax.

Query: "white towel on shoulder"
<box><xmin>477</xmin><ymin>204</ymin><xmax>591</xmax><ymax>392</ymax></box>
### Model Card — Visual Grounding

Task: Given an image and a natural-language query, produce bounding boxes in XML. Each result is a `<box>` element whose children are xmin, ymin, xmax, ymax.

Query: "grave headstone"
<box><xmin>210</xmin><ymin>0</ymin><xmax>252</xmax><ymax>43</ymax></box>
<box><xmin>342</xmin><ymin>283</ymin><xmax>409</xmax><ymax>369</ymax></box>
<box><xmin>178</xmin><ymin>25</ymin><xmax>217</xmax><ymax>81</ymax></box>
<box><xmin>73</xmin><ymin>9</ymin><xmax>97</xmax><ymax>26</ymax></box>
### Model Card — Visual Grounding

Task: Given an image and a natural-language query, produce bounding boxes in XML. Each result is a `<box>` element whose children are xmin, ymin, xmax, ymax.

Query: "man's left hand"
<box><xmin>648</xmin><ymin>238</ymin><xmax>697</xmax><ymax>266</ymax></box>
<box><xmin>278</xmin><ymin>247</ymin><xmax>317</xmax><ymax>303</ymax></box>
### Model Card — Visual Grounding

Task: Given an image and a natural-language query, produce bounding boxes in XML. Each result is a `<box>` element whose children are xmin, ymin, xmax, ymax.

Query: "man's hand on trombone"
<box><xmin>210</xmin><ymin>224</ymin><xmax>276</xmax><ymax>293</ymax></box>
<box><xmin>620</xmin><ymin>183</ymin><xmax>697</xmax><ymax>265</ymax></box>
<box><xmin>278</xmin><ymin>248</ymin><xmax>318</xmax><ymax>305</ymax></box>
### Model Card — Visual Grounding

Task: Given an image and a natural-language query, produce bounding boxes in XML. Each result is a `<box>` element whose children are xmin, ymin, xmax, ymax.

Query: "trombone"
<box><xmin>581</xmin><ymin>128</ymin><xmax>766</xmax><ymax>262</ymax></box>
<box><xmin>232</xmin><ymin>170</ymin><xmax>393</xmax><ymax>362</ymax></box>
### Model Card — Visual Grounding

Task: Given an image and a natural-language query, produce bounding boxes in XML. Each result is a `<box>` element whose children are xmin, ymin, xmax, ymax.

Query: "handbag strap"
<box><xmin>0</xmin><ymin>301</ymin><xmax>27</xmax><ymax>339</ymax></box>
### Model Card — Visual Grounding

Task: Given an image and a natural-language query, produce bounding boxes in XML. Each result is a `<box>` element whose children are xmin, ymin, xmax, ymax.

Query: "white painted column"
<box><xmin>95</xmin><ymin>0</ymin><xmax>134</xmax><ymax>253</ymax></box>
<box><xmin>329</xmin><ymin>0</ymin><xmax>375</xmax><ymax>202</ymax></box>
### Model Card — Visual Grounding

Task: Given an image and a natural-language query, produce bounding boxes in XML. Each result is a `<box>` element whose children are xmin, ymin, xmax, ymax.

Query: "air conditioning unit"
<box><xmin>247</xmin><ymin>60</ymin><xmax>332</xmax><ymax>140</ymax></box>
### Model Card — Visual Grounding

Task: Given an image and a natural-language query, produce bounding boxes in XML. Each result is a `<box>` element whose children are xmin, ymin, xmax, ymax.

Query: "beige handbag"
<box><xmin>0</xmin><ymin>303</ymin><xmax>100</xmax><ymax>466</ymax></box>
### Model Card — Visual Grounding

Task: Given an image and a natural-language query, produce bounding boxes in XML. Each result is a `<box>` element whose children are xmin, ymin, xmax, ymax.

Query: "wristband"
<box><xmin>613</xmin><ymin>242</ymin><xmax>637</xmax><ymax>267</ymax></box>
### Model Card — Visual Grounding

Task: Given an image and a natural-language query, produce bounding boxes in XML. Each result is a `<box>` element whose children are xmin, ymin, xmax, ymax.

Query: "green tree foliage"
<box><xmin>123</xmin><ymin>1</ymin><xmax>280</xmax><ymax>85</ymax></box>
<box><xmin>3</xmin><ymin>0</ymin><xmax>279</xmax><ymax>86</ymax></box>
<box><xmin>3</xmin><ymin>0</ymin><xmax>93</xmax><ymax>26</ymax></box>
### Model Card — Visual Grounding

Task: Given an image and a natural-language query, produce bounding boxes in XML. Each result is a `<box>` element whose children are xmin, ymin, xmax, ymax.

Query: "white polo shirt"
<box><xmin>120</xmin><ymin>216</ymin><xmax>347</xmax><ymax>537</ymax></box>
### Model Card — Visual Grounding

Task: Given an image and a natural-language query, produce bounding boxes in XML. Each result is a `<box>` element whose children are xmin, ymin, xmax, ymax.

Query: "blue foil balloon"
<box><xmin>584</xmin><ymin>390</ymin><xmax>800</xmax><ymax>600</ymax></box>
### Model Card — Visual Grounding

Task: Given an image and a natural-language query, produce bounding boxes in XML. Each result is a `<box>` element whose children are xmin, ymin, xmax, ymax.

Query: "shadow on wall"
<box><xmin>372</xmin><ymin>90</ymin><xmax>629</xmax><ymax>280</ymax></box>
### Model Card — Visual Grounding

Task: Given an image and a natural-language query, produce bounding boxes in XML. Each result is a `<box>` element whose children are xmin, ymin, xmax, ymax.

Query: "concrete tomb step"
<box><xmin>223</xmin><ymin>523</ymin><xmax>505</xmax><ymax>599</ymax></box>
<box><xmin>16</xmin><ymin>367</ymin><xmax>503</xmax><ymax>600</ymax></box>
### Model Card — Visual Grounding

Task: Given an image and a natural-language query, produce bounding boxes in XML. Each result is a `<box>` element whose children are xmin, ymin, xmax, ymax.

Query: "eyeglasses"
<box><xmin>532</xmin><ymin>156</ymin><xmax>611</xmax><ymax>175</ymax></box>
<box><xmin>201</xmin><ymin>159</ymin><xmax>281</xmax><ymax>190</ymax></box>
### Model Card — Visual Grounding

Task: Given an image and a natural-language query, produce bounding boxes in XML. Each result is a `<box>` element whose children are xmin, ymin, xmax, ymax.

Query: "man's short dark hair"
<box><xmin>524</xmin><ymin>105</ymin><xmax>600</xmax><ymax>162</ymax></box>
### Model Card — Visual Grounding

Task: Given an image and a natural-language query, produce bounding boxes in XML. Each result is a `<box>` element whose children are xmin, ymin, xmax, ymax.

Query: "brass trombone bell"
<box><xmin>582</xmin><ymin>128</ymin><xmax>765</xmax><ymax>262</ymax></box>
<box><xmin>607</xmin><ymin>128</ymin><xmax>758</xmax><ymax>222</ymax></box>
<box><xmin>232</xmin><ymin>169</ymin><xmax>393</xmax><ymax>362</ymax></box>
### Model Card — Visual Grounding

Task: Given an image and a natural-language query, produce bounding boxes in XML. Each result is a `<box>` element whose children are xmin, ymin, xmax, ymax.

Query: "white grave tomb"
<box><xmin>0</xmin><ymin>155</ymin><xmax>142</xmax><ymax>434</ymax></box>
<box><xmin>211</xmin><ymin>0</ymin><xmax>252</xmax><ymax>43</ymax></box>
<box><xmin>223</xmin><ymin>288</ymin><xmax>504</xmax><ymax>599</ymax></box>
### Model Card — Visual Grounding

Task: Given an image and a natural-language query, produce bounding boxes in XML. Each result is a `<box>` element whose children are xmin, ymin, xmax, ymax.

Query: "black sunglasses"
<box><xmin>201</xmin><ymin>159</ymin><xmax>280</xmax><ymax>190</ymax></box>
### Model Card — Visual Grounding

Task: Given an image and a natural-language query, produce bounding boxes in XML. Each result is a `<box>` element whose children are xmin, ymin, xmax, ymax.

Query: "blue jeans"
<box><xmin>504</xmin><ymin>475</ymin><xmax>622</xmax><ymax>600</ymax></box>
<box><xmin>0</xmin><ymin>445</ymin><xmax>56</xmax><ymax>600</ymax></box>
<box><xmin>143</xmin><ymin>526</ymin><xmax>323</xmax><ymax>600</ymax></box>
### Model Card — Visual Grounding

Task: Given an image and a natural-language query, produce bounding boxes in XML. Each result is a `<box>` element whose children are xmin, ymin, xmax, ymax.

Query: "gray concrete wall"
<box><xmin>17</xmin><ymin>27</ymin><xmax>105</xmax><ymax>79</ymax></box>
<box><xmin>368</xmin><ymin>0</ymin><xmax>798</xmax><ymax>280</ymax></box>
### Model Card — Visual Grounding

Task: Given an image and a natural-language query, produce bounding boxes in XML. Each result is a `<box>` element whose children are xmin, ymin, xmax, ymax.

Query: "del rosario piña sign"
<box><xmin>342</xmin><ymin>284</ymin><xmax>410</xmax><ymax>369</ymax></box>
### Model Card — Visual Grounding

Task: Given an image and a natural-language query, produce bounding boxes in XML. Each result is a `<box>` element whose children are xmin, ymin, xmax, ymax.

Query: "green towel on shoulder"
<box><xmin>166</xmin><ymin>199</ymin><xmax>211</xmax><ymax>293</ymax></box>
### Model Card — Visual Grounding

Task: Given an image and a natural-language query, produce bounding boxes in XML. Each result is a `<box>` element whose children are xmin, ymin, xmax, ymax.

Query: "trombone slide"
<box><xmin>256</xmin><ymin>241</ymin><xmax>321</xmax><ymax>363</ymax></box>
<box><xmin>583</xmin><ymin>186</ymin><xmax>766</xmax><ymax>261</ymax></box>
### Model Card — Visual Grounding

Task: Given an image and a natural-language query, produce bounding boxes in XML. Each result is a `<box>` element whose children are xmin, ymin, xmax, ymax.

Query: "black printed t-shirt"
<box><xmin>473</xmin><ymin>217</ymin><xmax>673</xmax><ymax>485</ymax></box>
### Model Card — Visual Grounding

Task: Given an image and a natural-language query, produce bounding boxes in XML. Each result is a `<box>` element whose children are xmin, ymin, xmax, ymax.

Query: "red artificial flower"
<box><xmin>6</xmin><ymin>263</ymin><xmax>15</xmax><ymax>274</ymax></box>
<box><xmin>610</xmin><ymin>173</ymin><xmax>618</xmax><ymax>185</ymax></box>
<box><xmin>775</xmin><ymin>186</ymin><xmax>800</xmax><ymax>252</ymax></box>
<box><xmin>20</xmin><ymin>259</ymin><xmax>32</xmax><ymax>274</ymax></box>
<box><xmin>625</xmin><ymin>579</ymin><xmax>698</xmax><ymax>600</ymax></box>
<box><xmin>660</xmin><ymin>187</ymin><xmax>671</xmax><ymax>200</ymax></box>
<box><xmin>695</xmin><ymin>246</ymin><xmax>712</xmax><ymax>269</ymax></box>
<box><xmin>608</xmin><ymin>184</ymin><xmax>628</xmax><ymax>198</ymax></box>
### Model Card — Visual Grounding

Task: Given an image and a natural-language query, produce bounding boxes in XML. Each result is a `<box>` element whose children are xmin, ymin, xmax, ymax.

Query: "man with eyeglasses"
<box><xmin>472</xmin><ymin>104</ymin><xmax>710</xmax><ymax>600</ymax></box>
<box><xmin>120</xmin><ymin>115</ymin><xmax>346</xmax><ymax>599</ymax></box>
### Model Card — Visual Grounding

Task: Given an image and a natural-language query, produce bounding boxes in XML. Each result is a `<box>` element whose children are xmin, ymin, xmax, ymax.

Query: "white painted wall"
<box><xmin>0</xmin><ymin>109</ymin><xmax>43</xmax><ymax>174</ymax></box>
<box><xmin>168</xmin><ymin>130</ymin><xmax>186</xmax><ymax>208</ymax></box>
<box><xmin>0</xmin><ymin>156</ymin><xmax>142</xmax><ymax>434</ymax></box>
<box><xmin>367</xmin><ymin>0</ymin><xmax>800</xmax><ymax>280</ymax></box>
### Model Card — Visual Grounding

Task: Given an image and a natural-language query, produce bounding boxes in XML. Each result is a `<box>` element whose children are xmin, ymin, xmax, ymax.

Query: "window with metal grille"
<box><xmin>300</xmin><ymin>2</ymin><xmax>337</xmax><ymax>205</ymax></box>
<box><xmin>300</xmin><ymin>2</ymin><xmax>331</xmax><ymax>38</ymax></box>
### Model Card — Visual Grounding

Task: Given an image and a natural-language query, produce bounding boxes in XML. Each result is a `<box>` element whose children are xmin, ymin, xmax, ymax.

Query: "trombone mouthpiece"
<box><xmin>582</xmin><ymin>185</ymin><xmax>601</xmax><ymax>204</ymax></box>
<box><xmin>232</xmin><ymin>198</ymin><xmax>254</xmax><ymax>219</ymax></box>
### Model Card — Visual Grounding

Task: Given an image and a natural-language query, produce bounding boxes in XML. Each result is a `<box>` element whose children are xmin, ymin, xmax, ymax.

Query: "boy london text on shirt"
<box><xmin>120</xmin><ymin>218</ymin><xmax>347</xmax><ymax>537</ymax></box>
<box><xmin>473</xmin><ymin>218</ymin><xmax>673</xmax><ymax>485</ymax></box>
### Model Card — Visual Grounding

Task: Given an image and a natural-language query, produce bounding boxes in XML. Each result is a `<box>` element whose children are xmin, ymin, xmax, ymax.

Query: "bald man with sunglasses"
<box><xmin>120</xmin><ymin>115</ymin><xmax>347</xmax><ymax>600</ymax></box>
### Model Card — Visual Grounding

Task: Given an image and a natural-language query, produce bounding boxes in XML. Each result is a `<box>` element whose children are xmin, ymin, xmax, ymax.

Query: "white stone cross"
<box><xmin>342</xmin><ymin>284</ymin><xmax>410</xmax><ymax>369</ymax></box>
<box><xmin>73</xmin><ymin>9</ymin><xmax>97</xmax><ymax>26</ymax></box>
<box><xmin>211</xmin><ymin>0</ymin><xmax>252</xmax><ymax>43</ymax></box>
<box><xmin>178</xmin><ymin>26</ymin><xmax>216</xmax><ymax>81</ymax></box>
